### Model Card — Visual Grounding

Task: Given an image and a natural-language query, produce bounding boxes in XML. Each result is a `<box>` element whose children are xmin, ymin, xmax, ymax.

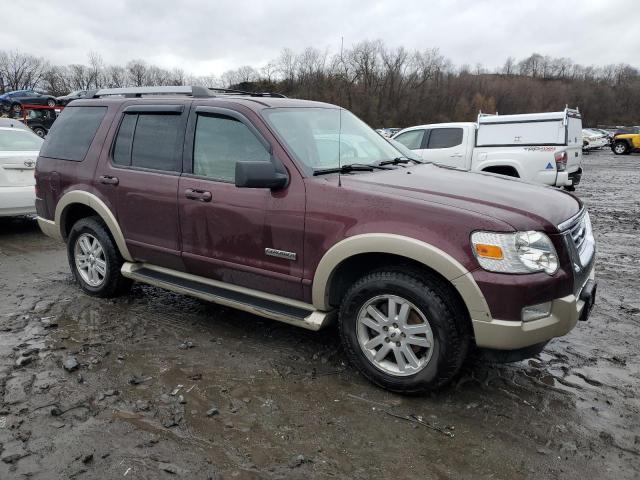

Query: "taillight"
<box><xmin>34</xmin><ymin>170</ymin><xmax>39</xmax><ymax>197</ymax></box>
<box><xmin>554</xmin><ymin>151</ymin><xmax>567</xmax><ymax>171</ymax></box>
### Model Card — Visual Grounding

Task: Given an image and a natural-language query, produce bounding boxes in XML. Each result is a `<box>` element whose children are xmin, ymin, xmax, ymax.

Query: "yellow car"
<box><xmin>611</xmin><ymin>128</ymin><xmax>640</xmax><ymax>155</ymax></box>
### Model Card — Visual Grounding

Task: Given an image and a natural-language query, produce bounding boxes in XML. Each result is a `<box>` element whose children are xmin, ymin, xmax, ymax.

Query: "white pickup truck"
<box><xmin>392</xmin><ymin>108</ymin><xmax>583</xmax><ymax>190</ymax></box>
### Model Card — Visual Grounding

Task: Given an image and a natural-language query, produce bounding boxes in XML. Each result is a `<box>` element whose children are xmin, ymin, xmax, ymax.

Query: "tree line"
<box><xmin>1</xmin><ymin>41</ymin><xmax>638</xmax><ymax>127</ymax></box>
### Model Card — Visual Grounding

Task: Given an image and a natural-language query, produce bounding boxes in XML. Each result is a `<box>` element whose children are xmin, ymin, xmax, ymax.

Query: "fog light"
<box><xmin>522</xmin><ymin>302</ymin><xmax>552</xmax><ymax>322</ymax></box>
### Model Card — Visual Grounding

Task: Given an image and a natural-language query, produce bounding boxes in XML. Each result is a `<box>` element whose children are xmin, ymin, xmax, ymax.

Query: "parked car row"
<box><xmin>0</xmin><ymin>89</ymin><xmax>96</xmax><ymax>114</ymax></box>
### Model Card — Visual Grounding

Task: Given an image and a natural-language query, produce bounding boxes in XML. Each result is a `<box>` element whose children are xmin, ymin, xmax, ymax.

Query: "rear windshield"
<box><xmin>40</xmin><ymin>106</ymin><xmax>106</xmax><ymax>161</ymax></box>
<box><xmin>0</xmin><ymin>129</ymin><xmax>43</xmax><ymax>151</ymax></box>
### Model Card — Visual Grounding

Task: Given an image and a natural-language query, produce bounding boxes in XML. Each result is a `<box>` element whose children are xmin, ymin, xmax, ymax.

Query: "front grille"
<box><xmin>569</xmin><ymin>217</ymin><xmax>587</xmax><ymax>252</ymax></box>
<box><xmin>559</xmin><ymin>208</ymin><xmax>596</xmax><ymax>295</ymax></box>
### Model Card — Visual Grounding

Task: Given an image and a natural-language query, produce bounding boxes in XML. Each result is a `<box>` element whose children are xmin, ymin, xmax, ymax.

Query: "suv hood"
<box><xmin>342</xmin><ymin>164</ymin><xmax>580</xmax><ymax>232</ymax></box>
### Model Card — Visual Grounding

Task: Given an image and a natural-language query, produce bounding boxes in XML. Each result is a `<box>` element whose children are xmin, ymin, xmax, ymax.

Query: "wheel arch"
<box><xmin>55</xmin><ymin>190</ymin><xmax>133</xmax><ymax>261</ymax></box>
<box><xmin>311</xmin><ymin>234</ymin><xmax>492</xmax><ymax>322</ymax></box>
<box><xmin>481</xmin><ymin>164</ymin><xmax>520</xmax><ymax>178</ymax></box>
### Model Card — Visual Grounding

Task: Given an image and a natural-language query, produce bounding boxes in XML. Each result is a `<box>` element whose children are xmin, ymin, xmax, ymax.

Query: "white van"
<box><xmin>392</xmin><ymin>108</ymin><xmax>583</xmax><ymax>190</ymax></box>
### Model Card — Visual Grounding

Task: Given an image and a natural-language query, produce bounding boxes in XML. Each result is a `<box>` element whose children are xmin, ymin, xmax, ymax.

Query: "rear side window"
<box><xmin>193</xmin><ymin>114</ymin><xmax>270</xmax><ymax>182</ymax></box>
<box><xmin>394</xmin><ymin>130</ymin><xmax>424</xmax><ymax>150</ymax></box>
<box><xmin>112</xmin><ymin>114</ymin><xmax>137</xmax><ymax>165</ymax></box>
<box><xmin>40</xmin><ymin>106</ymin><xmax>106</xmax><ymax>161</ymax></box>
<box><xmin>428</xmin><ymin>128</ymin><xmax>463</xmax><ymax>149</ymax></box>
<box><xmin>111</xmin><ymin>113</ymin><xmax>181</xmax><ymax>172</ymax></box>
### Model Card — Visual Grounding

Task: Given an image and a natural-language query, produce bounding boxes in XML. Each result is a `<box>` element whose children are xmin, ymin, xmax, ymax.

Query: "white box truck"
<box><xmin>392</xmin><ymin>108</ymin><xmax>583</xmax><ymax>189</ymax></box>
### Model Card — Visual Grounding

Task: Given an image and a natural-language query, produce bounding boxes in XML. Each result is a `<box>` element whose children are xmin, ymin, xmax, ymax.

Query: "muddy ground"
<box><xmin>0</xmin><ymin>150</ymin><xmax>638</xmax><ymax>479</ymax></box>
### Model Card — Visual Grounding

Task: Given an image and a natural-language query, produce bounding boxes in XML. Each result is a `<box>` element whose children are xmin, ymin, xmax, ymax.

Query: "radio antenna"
<box><xmin>338</xmin><ymin>35</ymin><xmax>344</xmax><ymax>188</ymax></box>
<box><xmin>338</xmin><ymin>107</ymin><xmax>342</xmax><ymax>187</ymax></box>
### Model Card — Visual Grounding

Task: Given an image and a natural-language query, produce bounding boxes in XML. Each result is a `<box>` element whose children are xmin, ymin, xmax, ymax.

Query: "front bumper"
<box><xmin>0</xmin><ymin>186</ymin><xmax>36</xmax><ymax>217</ymax></box>
<box><xmin>472</xmin><ymin>266</ymin><xmax>595</xmax><ymax>350</ymax></box>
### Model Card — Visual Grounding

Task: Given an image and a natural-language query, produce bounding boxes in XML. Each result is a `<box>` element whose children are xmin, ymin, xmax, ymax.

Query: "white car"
<box><xmin>582</xmin><ymin>128</ymin><xmax>608</xmax><ymax>151</ymax></box>
<box><xmin>0</xmin><ymin>125</ymin><xmax>43</xmax><ymax>216</ymax></box>
<box><xmin>393</xmin><ymin>108</ymin><xmax>583</xmax><ymax>189</ymax></box>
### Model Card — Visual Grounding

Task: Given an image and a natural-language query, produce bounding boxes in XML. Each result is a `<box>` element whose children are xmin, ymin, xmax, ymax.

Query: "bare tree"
<box><xmin>0</xmin><ymin>50</ymin><xmax>47</xmax><ymax>91</ymax></box>
<box><xmin>127</xmin><ymin>60</ymin><xmax>148</xmax><ymax>87</ymax></box>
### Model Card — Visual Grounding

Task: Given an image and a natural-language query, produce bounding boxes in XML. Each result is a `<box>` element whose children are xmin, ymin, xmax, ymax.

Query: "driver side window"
<box><xmin>193</xmin><ymin>114</ymin><xmax>270</xmax><ymax>182</ymax></box>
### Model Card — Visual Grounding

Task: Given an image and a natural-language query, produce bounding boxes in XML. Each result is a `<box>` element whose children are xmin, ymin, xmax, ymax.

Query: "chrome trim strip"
<box><xmin>557</xmin><ymin>206</ymin><xmax>585</xmax><ymax>232</ymax></box>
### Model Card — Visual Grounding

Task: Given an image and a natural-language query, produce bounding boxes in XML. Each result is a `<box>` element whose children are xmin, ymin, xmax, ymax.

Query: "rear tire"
<box><xmin>67</xmin><ymin>217</ymin><xmax>132</xmax><ymax>298</ymax></box>
<box><xmin>339</xmin><ymin>270</ymin><xmax>470</xmax><ymax>393</ymax></box>
<box><xmin>612</xmin><ymin>141</ymin><xmax>629</xmax><ymax>155</ymax></box>
<box><xmin>32</xmin><ymin>127</ymin><xmax>46</xmax><ymax>138</ymax></box>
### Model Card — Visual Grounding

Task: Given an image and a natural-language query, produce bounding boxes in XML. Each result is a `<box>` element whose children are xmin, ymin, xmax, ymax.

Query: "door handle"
<box><xmin>99</xmin><ymin>175</ymin><xmax>119</xmax><ymax>185</ymax></box>
<box><xmin>185</xmin><ymin>188</ymin><xmax>212</xmax><ymax>202</ymax></box>
<box><xmin>449</xmin><ymin>153</ymin><xmax>463</xmax><ymax>158</ymax></box>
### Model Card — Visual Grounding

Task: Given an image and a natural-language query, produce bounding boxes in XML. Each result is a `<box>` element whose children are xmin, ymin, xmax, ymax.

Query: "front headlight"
<box><xmin>471</xmin><ymin>231</ymin><xmax>559</xmax><ymax>275</ymax></box>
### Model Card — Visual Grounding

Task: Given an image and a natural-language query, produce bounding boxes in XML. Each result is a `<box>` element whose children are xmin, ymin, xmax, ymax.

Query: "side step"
<box><xmin>121</xmin><ymin>263</ymin><xmax>333</xmax><ymax>331</ymax></box>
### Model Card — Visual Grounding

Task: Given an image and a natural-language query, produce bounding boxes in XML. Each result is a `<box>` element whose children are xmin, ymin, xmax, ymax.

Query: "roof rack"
<box><xmin>207</xmin><ymin>87</ymin><xmax>286</xmax><ymax>98</ymax></box>
<box><xmin>92</xmin><ymin>86</ymin><xmax>286</xmax><ymax>99</ymax></box>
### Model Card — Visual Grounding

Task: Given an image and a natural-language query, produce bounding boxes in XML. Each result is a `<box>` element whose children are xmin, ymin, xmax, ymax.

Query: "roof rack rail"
<box><xmin>93</xmin><ymin>86</ymin><xmax>212</xmax><ymax>98</ymax></box>
<box><xmin>92</xmin><ymin>86</ymin><xmax>286</xmax><ymax>99</ymax></box>
<box><xmin>208</xmin><ymin>87</ymin><xmax>286</xmax><ymax>98</ymax></box>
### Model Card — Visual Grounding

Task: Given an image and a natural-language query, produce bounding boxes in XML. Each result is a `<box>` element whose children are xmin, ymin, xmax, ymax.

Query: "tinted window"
<box><xmin>193</xmin><ymin>114</ymin><xmax>270</xmax><ymax>182</ymax></box>
<box><xmin>394</xmin><ymin>130</ymin><xmax>424</xmax><ymax>150</ymax></box>
<box><xmin>112</xmin><ymin>114</ymin><xmax>137</xmax><ymax>165</ymax></box>
<box><xmin>131</xmin><ymin>114</ymin><xmax>181</xmax><ymax>171</ymax></box>
<box><xmin>428</xmin><ymin>128</ymin><xmax>463</xmax><ymax>149</ymax></box>
<box><xmin>40</xmin><ymin>106</ymin><xmax>106</xmax><ymax>161</ymax></box>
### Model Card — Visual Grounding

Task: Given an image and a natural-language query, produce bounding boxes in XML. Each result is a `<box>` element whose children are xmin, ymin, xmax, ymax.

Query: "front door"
<box><xmin>178</xmin><ymin>105</ymin><xmax>305</xmax><ymax>300</ymax></box>
<box><xmin>94</xmin><ymin>104</ymin><xmax>187</xmax><ymax>270</ymax></box>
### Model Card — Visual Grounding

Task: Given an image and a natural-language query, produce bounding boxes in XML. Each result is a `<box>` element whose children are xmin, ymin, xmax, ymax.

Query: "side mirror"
<box><xmin>235</xmin><ymin>161</ymin><xmax>288</xmax><ymax>189</ymax></box>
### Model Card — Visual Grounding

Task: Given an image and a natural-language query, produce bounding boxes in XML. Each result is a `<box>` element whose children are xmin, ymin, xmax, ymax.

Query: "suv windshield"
<box><xmin>262</xmin><ymin>108</ymin><xmax>406</xmax><ymax>173</ymax></box>
<box><xmin>0</xmin><ymin>129</ymin><xmax>43</xmax><ymax>151</ymax></box>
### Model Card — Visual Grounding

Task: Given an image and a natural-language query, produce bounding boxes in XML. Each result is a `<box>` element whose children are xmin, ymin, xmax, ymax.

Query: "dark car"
<box><xmin>25</xmin><ymin>108</ymin><xmax>57</xmax><ymax>137</ymax></box>
<box><xmin>56</xmin><ymin>89</ymin><xmax>97</xmax><ymax>106</ymax></box>
<box><xmin>0</xmin><ymin>90</ymin><xmax>57</xmax><ymax>114</ymax></box>
<box><xmin>34</xmin><ymin>86</ymin><xmax>597</xmax><ymax>393</ymax></box>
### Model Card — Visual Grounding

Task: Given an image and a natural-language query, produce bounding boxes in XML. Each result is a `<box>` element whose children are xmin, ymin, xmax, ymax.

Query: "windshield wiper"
<box><xmin>379</xmin><ymin>157</ymin><xmax>423</xmax><ymax>166</ymax></box>
<box><xmin>313</xmin><ymin>163</ymin><xmax>393</xmax><ymax>176</ymax></box>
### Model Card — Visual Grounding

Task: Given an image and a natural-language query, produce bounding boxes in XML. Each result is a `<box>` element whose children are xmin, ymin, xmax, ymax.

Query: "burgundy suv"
<box><xmin>35</xmin><ymin>86</ymin><xmax>597</xmax><ymax>393</ymax></box>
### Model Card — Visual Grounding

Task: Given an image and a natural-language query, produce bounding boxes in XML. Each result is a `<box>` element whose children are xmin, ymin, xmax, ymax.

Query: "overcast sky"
<box><xmin>1</xmin><ymin>0</ymin><xmax>637</xmax><ymax>75</ymax></box>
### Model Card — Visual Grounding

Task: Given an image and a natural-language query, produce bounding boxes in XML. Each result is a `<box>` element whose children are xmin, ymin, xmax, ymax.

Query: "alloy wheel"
<box><xmin>356</xmin><ymin>294</ymin><xmax>435</xmax><ymax>376</ymax></box>
<box><xmin>74</xmin><ymin>233</ymin><xmax>107</xmax><ymax>287</ymax></box>
<box><xmin>614</xmin><ymin>143</ymin><xmax>626</xmax><ymax>154</ymax></box>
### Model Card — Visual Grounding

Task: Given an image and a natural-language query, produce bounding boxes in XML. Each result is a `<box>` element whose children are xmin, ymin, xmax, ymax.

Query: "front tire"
<box><xmin>339</xmin><ymin>270</ymin><xmax>470</xmax><ymax>393</ymax></box>
<box><xmin>612</xmin><ymin>141</ymin><xmax>629</xmax><ymax>155</ymax></box>
<box><xmin>67</xmin><ymin>217</ymin><xmax>132</xmax><ymax>298</ymax></box>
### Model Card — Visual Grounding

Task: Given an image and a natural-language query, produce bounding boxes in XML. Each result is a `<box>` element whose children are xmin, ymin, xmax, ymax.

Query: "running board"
<box><xmin>121</xmin><ymin>262</ymin><xmax>333</xmax><ymax>331</ymax></box>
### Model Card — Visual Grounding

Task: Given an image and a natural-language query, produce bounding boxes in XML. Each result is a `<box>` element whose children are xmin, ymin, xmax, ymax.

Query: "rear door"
<box><xmin>421</xmin><ymin>127</ymin><xmax>467</xmax><ymax>167</ymax></box>
<box><xmin>94</xmin><ymin>104</ymin><xmax>186</xmax><ymax>270</ymax></box>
